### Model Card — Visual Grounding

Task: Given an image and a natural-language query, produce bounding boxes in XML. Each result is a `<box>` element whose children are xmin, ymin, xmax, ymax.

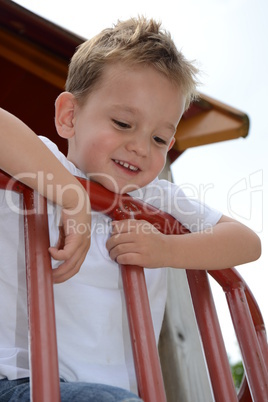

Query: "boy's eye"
<box><xmin>153</xmin><ymin>136</ymin><xmax>167</xmax><ymax>145</ymax></box>
<box><xmin>113</xmin><ymin>119</ymin><xmax>131</xmax><ymax>129</ymax></box>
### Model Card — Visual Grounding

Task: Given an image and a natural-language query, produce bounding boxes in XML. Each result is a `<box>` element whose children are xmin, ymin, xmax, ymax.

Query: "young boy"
<box><xmin>0</xmin><ymin>17</ymin><xmax>261</xmax><ymax>401</ymax></box>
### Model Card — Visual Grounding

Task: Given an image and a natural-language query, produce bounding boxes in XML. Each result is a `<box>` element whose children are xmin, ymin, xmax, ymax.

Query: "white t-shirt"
<box><xmin>0</xmin><ymin>137</ymin><xmax>222</xmax><ymax>392</ymax></box>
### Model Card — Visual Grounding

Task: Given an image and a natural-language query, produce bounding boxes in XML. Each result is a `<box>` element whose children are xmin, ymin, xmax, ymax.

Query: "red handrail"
<box><xmin>210</xmin><ymin>269</ymin><xmax>268</xmax><ymax>401</ymax></box>
<box><xmin>24</xmin><ymin>189</ymin><xmax>61</xmax><ymax>402</ymax></box>
<box><xmin>120</xmin><ymin>264</ymin><xmax>166</xmax><ymax>401</ymax></box>
<box><xmin>187</xmin><ymin>270</ymin><xmax>239</xmax><ymax>401</ymax></box>
<box><xmin>0</xmin><ymin>172</ymin><xmax>61</xmax><ymax>402</ymax></box>
<box><xmin>0</xmin><ymin>170</ymin><xmax>267</xmax><ymax>402</ymax></box>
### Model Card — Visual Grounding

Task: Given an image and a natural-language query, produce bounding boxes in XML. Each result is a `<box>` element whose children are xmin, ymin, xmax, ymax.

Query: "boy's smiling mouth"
<box><xmin>113</xmin><ymin>159</ymin><xmax>139</xmax><ymax>172</ymax></box>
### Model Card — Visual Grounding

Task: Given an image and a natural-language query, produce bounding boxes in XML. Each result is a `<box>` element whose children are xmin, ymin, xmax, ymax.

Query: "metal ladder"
<box><xmin>0</xmin><ymin>170</ymin><xmax>267</xmax><ymax>402</ymax></box>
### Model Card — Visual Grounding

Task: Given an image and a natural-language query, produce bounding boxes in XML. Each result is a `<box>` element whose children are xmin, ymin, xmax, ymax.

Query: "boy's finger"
<box><xmin>52</xmin><ymin>251</ymin><xmax>86</xmax><ymax>283</ymax></box>
<box><xmin>48</xmin><ymin>246</ymin><xmax>65</xmax><ymax>261</ymax></box>
<box><xmin>49</xmin><ymin>246</ymin><xmax>75</xmax><ymax>261</ymax></box>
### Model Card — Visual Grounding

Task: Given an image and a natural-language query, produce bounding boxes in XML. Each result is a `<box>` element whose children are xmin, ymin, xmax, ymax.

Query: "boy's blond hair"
<box><xmin>66</xmin><ymin>16</ymin><xmax>199</xmax><ymax>110</ymax></box>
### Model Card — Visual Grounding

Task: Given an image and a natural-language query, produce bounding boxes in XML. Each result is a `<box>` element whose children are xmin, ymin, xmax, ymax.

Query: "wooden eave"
<box><xmin>174</xmin><ymin>94</ymin><xmax>249</xmax><ymax>152</ymax></box>
<box><xmin>0</xmin><ymin>0</ymin><xmax>249</xmax><ymax>159</ymax></box>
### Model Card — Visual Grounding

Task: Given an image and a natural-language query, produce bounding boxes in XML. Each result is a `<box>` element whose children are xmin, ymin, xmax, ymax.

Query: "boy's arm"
<box><xmin>0</xmin><ymin>108</ymin><xmax>91</xmax><ymax>283</ymax></box>
<box><xmin>106</xmin><ymin>215</ymin><xmax>261</xmax><ymax>270</ymax></box>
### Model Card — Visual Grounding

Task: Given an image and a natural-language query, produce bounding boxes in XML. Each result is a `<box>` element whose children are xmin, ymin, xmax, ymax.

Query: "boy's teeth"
<box><xmin>115</xmin><ymin>160</ymin><xmax>138</xmax><ymax>171</ymax></box>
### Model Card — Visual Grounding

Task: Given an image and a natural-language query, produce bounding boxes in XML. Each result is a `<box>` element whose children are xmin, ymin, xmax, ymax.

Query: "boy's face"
<box><xmin>66</xmin><ymin>63</ymin><xmax>185</xmax><ymax>193</ymax></box>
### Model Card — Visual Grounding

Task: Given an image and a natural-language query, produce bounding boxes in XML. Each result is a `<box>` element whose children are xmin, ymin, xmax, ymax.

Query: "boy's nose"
<box><xmin>126</xmin><ymin>135</ymin><xmax>150</xmax><ymax>157</ymax></box>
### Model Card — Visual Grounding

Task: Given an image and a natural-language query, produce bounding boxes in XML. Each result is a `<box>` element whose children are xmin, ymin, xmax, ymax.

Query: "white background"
<box><xmin>13</xmin><ymin>0</ymin><xmax>268</xmax><ymax>363</ymax></box>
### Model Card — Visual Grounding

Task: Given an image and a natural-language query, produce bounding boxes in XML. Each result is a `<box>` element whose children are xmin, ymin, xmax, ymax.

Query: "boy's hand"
<box><xmin>49</xmin><ymin>204</ymin><xmax>91</xmax><ymax>284</ymax></box>
<box><xmin>106</xmin><ymin>219</ymin><xmax>168</xmax><ymax>268</ymax></box>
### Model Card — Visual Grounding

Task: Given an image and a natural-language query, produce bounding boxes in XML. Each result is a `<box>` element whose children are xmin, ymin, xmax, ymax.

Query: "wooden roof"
<box><xmin>0</xmin><ymin>0</ymin><xmax>249</xmax><ymax>159</ymax></box>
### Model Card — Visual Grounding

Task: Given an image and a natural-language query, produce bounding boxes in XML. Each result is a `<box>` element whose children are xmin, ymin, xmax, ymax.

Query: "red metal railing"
<box><xmin>0</xmin><ymin>170</ymin><xmax>267</xmax><ymax>402</ymax></box>
<box><xmin>0</xmin><ymin>173</ymin><xmax>61</xmax><ymax>402</ymax></box>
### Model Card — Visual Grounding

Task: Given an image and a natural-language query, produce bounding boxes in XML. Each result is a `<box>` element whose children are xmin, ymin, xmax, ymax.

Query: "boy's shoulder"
<box><xmin>129</xmin><ymin>177</ymin><xmax>185</xmax><ymax>212</ymax></box>
<box><xmin>130</xmin><ymin>178</ymin><xmax>222</xmax><ymax>230</ymax></box>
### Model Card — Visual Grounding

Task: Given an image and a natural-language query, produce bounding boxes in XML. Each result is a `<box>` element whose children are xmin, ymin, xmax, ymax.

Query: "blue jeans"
<box><xmin>0</xmin><ymin>378</ymin><xmax>143</xmax><ymax>402</ymax></box>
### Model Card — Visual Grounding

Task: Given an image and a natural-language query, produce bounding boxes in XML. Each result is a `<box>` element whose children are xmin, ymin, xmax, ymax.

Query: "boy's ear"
<box><xmin>55</xmin><ymin>92</ymin><xmax>77</xmax><ymax>139</ymax></box>
<box><xmin>168</xmin><ymin>137</ymin><xmax>176</xmax><ymax>151</ymax></box>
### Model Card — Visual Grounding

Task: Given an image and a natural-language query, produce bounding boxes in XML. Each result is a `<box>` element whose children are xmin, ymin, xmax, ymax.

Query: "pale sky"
<box><xmin>13</xmin><ymin>0</ymin><xmax>268</xmax><ymax>363</ymax></box>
